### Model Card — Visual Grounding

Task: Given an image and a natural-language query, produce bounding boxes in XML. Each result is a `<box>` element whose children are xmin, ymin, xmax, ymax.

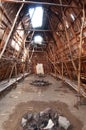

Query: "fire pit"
<box><xmin>37</xmin><ymin>74</ymin><xmax>46</xmax><ymax>78</ymax></box>
<box><xmin>30</xmin><ymin>80</ymin><xmax>51</xmax><ymax>87</ymax></box>
<box><xmin>21</xmin><ymin>108</ymin><xmax>71</xmax><ymax>130</ymax></box>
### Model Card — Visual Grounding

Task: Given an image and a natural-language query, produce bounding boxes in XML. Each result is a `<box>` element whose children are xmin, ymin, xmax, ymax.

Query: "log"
<box><xmin>78</xmin><ymin>3</ymin><xmax>85</xmax><ymax>93</ymax></box>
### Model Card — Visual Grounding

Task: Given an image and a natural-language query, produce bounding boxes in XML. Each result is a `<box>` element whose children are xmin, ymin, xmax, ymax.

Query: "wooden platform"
<box><xmin>0</xmin><ymin>73</ymin><xmax>29</xmax><ymax>93</ymax></box>
<box><xmin>51</xmin><ymin>73</ymin><xmax>86</xmax><ymax>98</ymax></box>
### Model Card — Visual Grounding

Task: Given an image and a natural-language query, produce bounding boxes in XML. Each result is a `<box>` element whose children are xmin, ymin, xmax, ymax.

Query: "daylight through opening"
<box><xmin>29</xmin><ymin>7</ymin><xmax>43</xmax><ymax>28</ymax></box>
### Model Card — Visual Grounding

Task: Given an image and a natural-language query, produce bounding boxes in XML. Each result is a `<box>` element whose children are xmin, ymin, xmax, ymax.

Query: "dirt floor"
<box><xmin>0</xmin><ymin>74</ymin><xmax>86</xmax><ymax>130</ymax></box>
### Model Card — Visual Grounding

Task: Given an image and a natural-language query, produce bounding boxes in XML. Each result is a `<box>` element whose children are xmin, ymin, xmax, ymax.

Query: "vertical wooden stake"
<box><xmin>62</xmin><ymin>62</ymin><xmax>64</xmax><ymax>81</ymax></box>
<box><xmin>8</xmin><ymin>63</ymin><xmax>15</xmax><ymax>81</ymax></box>
<box><xmin>14</xmin><ymin>63</ymin><xmax>17</xmax><ymax>81</ymax></box>
<box><xmin>78</xmin><ymin>4</ymin><xmax>85</xmax><ymax>94</ymax></box>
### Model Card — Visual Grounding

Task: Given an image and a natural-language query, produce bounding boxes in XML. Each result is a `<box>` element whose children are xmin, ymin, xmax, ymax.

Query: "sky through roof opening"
<box><xmin>34</xmin><ymin>35</ymin><xmax>43</xmax><ymax>44</ymax></box>
<box><xmin>29</xmin><ymin>7</ymin><xmax>43</xmax><ymax>28</ymax></box>
<box><xmin>70</xmin><ymin>13</ymin><xmax>75</xmax><ymax>21</ymax></box>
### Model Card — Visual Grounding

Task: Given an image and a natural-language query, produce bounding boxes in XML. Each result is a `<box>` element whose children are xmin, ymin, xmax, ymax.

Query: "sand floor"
<box><xmin>0</xmin><ymin>74</ymin><xmax>86</xmax><ymax>130</ymax></box>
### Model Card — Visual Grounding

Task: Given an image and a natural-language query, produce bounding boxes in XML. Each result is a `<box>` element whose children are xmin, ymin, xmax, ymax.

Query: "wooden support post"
<box><xmin>8</xmin><ymin>33</ymin><xmax>27</xmax><ymax>81</ymax></box>
<box><xmin>14</xmin><ymin>63</ymin><xmax>17</xmax><ymax>81</ymax></box>
<box><xmin>4</xmin><ymin>65</ymin><xmax>10</xmax><ymax>79</ymax></box>
<box><xmin>22</xmin><ymin>63</ymin><xmax>25</xmax><ymax>79</ymax></box>
<box><xmin>47</xmin><ymin>13</ymin><xmax>72</xmax><ymax>79</ymax></box>
<box><xmin>8</xmin><ymin>63</ymin><xmax>15</xmax><ymax>81</ymax></box>
<box><xmin>78</xmin><ymin>3</ymin><xmax>85</xmax><ymax>94</ymax></box>
<box><xmin>46</xmin><ymin>52</ymin><xmax>61</xmax><ymax>75</ymax></box>
<box><xmin>62</xmin><ymin>62</ymin><xmax>64</xmax><ymax>81</ymax></box>
<box><xmin>0</xmin><ymin>27</ymin><xmax>9</xmax><ymax>51</ymax></box>
<box><xmin>62</xmin><ymin>12</ymin><xmax>77</xmax><ymax>74</ymax></box>
<box><xmin>2</xmin><ymin>0</ymin><xmax>80</xmax><ymax>8</ymax></box>
<box><xmin>28</xmin><ymin>31</ymin><xmax>35</xmax><ymax>62</ymax></box>
<box><xmin>59</xmin><ymin>0</ymin><xmax>78</xmax><ymax>79</ymax></box>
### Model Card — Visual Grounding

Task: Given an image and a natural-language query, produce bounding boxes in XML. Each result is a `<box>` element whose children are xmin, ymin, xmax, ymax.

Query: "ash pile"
<box><xmin>21</xmin><ymin>108</ymin><xmax>71</xmax><ymax>130</ymax></box>
<box><xmin>30</xmin><ymin>80</ymin><xmax>51</xmax><ymax>87</ymax></box>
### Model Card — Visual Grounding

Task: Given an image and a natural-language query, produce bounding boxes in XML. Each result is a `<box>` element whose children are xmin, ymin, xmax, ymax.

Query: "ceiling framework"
<box><xmin>0</xmin><ymin>0</ymin><xmax>86</xmax><ymax>97</ymax></box>
<box><xmin>2</xmin><ymin>0</ymin><xmax>81</xmax><ymax>8</ymax></box>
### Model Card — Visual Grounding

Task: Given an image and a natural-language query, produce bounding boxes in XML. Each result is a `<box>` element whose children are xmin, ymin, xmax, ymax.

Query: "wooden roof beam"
<box><xmin>16</xmin><ymin>29</ymin><xmax>52</xmax><ymax>32</ymax></box>
<box><xmin>2</xmin><ymin>0</ymin><xmax>81</xmax><ymax>9</ymax></box>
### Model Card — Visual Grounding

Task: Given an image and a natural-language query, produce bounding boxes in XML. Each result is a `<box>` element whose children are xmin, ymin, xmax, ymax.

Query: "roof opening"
<box><xmin>29</xmin><ymin>7</ymin><xmax>43</xmax><ymax>28</ymax></box>
<box><xmin>65</xmin><ymin>21</ymin><xmax>69</xmax><ymax>28</ymax></box>
<box><xmin>34</xmin><ymin>35</ymin><xmax>43</xmax><ymax>44</ymax></box>
<box><xmin>70</xmin><ymin>13</ymin><xmax>75</xmax><ymax>21</ymax></box>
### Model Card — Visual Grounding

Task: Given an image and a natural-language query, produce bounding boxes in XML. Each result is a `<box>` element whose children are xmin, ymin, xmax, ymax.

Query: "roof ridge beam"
<box><xmin>2</xmin><ymin>0</ymin><xmax>81</xmax><ymax>9</ymax></box>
